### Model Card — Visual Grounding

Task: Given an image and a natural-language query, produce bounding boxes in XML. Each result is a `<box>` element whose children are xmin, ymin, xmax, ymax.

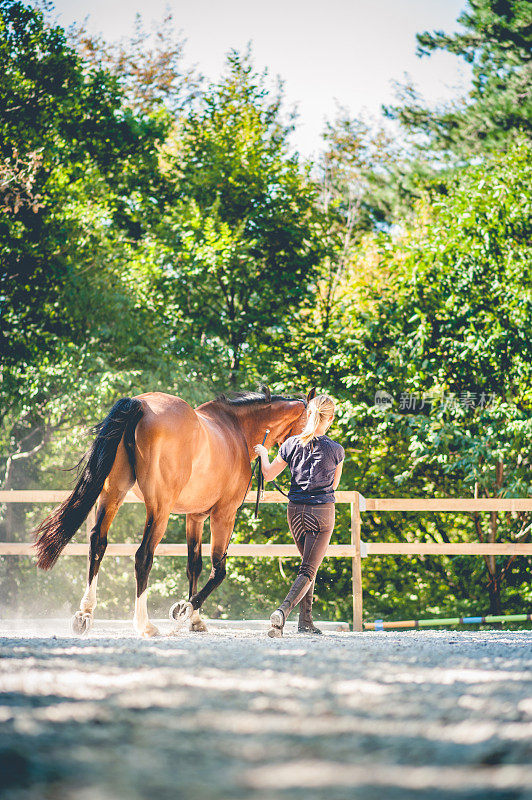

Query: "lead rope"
<box><xmin>254</xmin><ymin>433</ymin><xmax>291</xmax><ymax>514</ymax></box>
<box><xmin>271</xmin><ymin>480</ymin><xmax>289</xmax><ymax>498</ymax></box>
<box><xmin>234</xmin><ymin>430</ymin><xmax>291</xmax><ymax>526</ymax></box>
<box><xmin>254</xmin><ymin>456</ymin><xmax>264</xmax><ymax>519</ymax></box>
<box><xmin>255</xmin><ymin>454</ymin><xmax>290</xmax><ymax>516</ymax></box>
<box><xmin>234</xmin><ymin>429</ymin><xmax>270</xmax><ymax>528</ymax></box>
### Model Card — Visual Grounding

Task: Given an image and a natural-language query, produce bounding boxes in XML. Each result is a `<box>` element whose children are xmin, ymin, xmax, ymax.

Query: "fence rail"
<box><xmin>1</xmin><ymin>490</ymin><xmax>531</xmax><ymax>630</ymax></box>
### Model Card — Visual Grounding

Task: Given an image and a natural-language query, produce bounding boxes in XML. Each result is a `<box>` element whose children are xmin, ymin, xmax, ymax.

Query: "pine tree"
<box><xmin>386</xmin><ymin>0</ymin><xmax>532</xmax><ymax>157</ymax></box>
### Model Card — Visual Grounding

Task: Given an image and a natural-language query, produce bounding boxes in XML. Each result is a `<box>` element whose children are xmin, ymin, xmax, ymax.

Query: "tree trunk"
<box><xmin>487</xmin><ymin>578</ymin><xmax>502</xmax><ymax>615</ymax></box>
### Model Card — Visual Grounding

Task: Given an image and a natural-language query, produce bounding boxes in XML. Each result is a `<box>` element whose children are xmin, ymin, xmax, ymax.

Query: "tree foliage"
<box><xmin>386</xmin><ymin>0</ymin><xmax>532</xmax><ymax>156</ymax></box>
<box><xmin>70</xmin><ymin>11</ymin><xmax>202</xmax><ymax>115</ymax></box>
<box><xmin>329</xmin><ymin>138</ymin><xmax>532</xmax><ymax>614</ymax></box>
<box><xmin>156</xmin><ymin>50</ymin><xmax>326</xmax><ymax>385</ymax></box>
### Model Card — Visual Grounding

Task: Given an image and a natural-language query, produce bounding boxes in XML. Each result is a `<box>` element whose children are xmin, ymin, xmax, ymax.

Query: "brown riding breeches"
<box><xmin>287</xmin><ymin>502</ymin><xmax>335</xmax><ymax>581</ymax></box>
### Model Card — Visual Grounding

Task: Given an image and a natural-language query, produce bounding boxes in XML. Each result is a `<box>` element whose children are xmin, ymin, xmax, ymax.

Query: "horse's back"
<box><xmin>131</xmin><ymin>392</ymin><xmax>246</xmax><ymax>513</ymax></box>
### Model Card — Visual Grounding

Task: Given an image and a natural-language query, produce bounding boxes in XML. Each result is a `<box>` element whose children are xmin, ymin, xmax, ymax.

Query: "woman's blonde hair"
<box><xmin>298</xmin><ymin>394</ymin><xmax>336</xmax><ymax>446</ymax></box>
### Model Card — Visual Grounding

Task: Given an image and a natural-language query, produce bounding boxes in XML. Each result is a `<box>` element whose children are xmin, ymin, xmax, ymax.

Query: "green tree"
<box><xmin>0</xmin><ymin>0</ymin><xmax>175</xmax><ymax>513</ymax></box>
<box><xmin>386</xmin><ymin>0</ymin><xmax>532</xmax><ymax>157</ymax></box>
<box><xmin>331</xmin><ymin>138</ymin><xmax>532</xmax><ymax>615</ymax></box>
<box><xmin>156</xmin><ymin>50</ymin><xmax>327</xmax><ymax>387</ymax></box>
<box><xmin>321</xmin><ymin>107</ymin><xmax>427</xmax><ymax>230</ymax></box>
<box><xmin>70</xmin><ymin>10</ymin><xmax>202</xmax><ymax>115</ymax></box>
<box><xmin>0</xmin><ymin>0</ymin><xmax>167</xmax><ymax>371</ymax></box>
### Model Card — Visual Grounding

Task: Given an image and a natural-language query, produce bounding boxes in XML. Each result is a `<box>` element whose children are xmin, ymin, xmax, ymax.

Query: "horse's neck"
<box><xmin>235</xmin><ymin>405</ymin><xmax>286</xmax><ymax>459</ymax></box>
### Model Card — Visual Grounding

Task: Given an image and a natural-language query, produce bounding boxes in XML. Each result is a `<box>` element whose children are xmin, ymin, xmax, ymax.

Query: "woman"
<box><xmin>254</xmin><ymin>394</ymin><xmax>344</xmax><ymax>637</ymax></box>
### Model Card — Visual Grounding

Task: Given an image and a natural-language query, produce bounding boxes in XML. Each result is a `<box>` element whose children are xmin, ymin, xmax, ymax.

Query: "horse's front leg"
<box><xmin>171</xmin><ymin>505</ymin><xmax>235</xmax><ymax>629</ymax></box>
<box><xmin>134</xmin><ymin>507</ymin><xmax>170</xmax><ymax>638</ymax></box>
<box><xmin>170</xmin><ymin>513</ymin><xmax>208</xmax><ymax>632</ymax></box>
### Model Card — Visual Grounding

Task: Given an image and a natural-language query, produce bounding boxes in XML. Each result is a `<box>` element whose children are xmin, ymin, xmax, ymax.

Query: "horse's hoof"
<box><xmin>190</xmin><ymin>617</ymin><xmax>208</xmax><ymax>632</ymax></box>
<box><xmin>169</xmin><ymin>600</ymin><xmax>193</xmax><ymax>629</ymax></box>
<box><xmin>268</xmin><ymin>626</ymin><xmax>283</xmax><ymax>638</ymax></box>
<box><xmin>72</xmin><ymin>611</ymin><xmax>93</xmax><ymax>635</ymax></box>
<box><xmin>140</xmin><ymin>622</ymin><xmax>160</xmax><ymax>638</ymax></box>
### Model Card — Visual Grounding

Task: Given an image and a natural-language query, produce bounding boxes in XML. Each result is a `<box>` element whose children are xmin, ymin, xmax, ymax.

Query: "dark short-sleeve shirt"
<box><xmin>278</xmin><ymin>435</ymin><xmax>345</xmax><ymax>505</ymax></box>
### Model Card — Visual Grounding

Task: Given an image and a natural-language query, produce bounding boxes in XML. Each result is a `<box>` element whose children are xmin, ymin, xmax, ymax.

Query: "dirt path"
<box><xmin>0</xmin><ymin>621</ymin><xmax>531</xmax><ymax>799</ymax></box>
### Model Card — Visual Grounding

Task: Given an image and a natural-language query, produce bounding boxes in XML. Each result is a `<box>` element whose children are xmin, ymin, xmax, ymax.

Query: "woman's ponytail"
<box><xmin>298</xmin><ymin>394</ymin><xmax>336</xmax><ymax>446</ymax></box>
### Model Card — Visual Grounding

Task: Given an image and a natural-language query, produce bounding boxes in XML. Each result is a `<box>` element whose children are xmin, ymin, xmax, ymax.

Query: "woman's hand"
<box><xmin>254</xmin><ymin>448</ymin><xmax>287</xmax><ymax>482</ymax></box>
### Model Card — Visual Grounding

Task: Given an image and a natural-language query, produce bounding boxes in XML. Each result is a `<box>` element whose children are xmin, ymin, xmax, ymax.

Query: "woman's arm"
<box><xmin>253</xmin><ymin>445</ymin><xmax>287</xmax><ymax>482</ymax></box>
<box><xmin>332</xmin><ymin>460</ymin><xmax>344</xmax><ymax>491</ymax></box>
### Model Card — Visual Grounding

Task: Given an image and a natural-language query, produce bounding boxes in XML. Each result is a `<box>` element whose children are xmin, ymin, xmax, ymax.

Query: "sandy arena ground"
<box><xmin>0</xmin><ymin>619</ymin><xmax>531</xmax><ymax>800</ymax></box>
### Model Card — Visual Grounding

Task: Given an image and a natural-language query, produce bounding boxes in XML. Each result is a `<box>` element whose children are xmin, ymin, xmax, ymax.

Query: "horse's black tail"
<box><xmin>34</xmin><ymin>397</ymin><xmax>143</xmax><ymax>570</ymax></box>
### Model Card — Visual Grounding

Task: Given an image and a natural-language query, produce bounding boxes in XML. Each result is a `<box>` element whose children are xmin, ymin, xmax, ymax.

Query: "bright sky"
<box><xmin>47</xmin><ymin>0</ymin><xmax>471</xmax><ymax>158</ymax></box>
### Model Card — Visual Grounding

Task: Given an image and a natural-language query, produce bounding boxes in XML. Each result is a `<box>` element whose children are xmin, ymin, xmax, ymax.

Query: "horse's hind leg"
<box><xmin>72</xmin><ymin>489</ymin><xmax>125</xmax><ymax>634</ymax></box>
<box><xmin>72</xmin><ymin>441</ymin><xmax>133</xmax><ymax>635</ymax></box>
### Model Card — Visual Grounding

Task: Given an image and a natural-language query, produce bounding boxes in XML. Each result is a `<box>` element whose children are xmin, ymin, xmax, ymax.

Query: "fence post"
<box><xmin>351</xmin><ymin>492</ymin><xmax>363</xmax><ymax>631</ymax></box>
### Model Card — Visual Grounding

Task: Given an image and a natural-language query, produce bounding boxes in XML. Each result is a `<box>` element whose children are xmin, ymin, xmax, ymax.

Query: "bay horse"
<box><xmin>34</xmin><ymin>387</ymin><xmax>313</xmax><ymax>637</ymax></box>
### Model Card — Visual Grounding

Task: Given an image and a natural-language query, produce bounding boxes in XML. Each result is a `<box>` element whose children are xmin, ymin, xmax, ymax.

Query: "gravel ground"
<box><xmin>0</xmin><ymin>619</ymin><xmax>531</xmax><ymax>800</ymax></box>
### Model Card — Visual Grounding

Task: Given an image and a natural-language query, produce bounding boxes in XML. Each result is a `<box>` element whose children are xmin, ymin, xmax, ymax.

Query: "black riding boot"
<box><xmin>297</xmin><ymin>579</ymin><xmax>322</xmax><ymax>634</ymax></box>
<box><xmin>268</xmin><ymin>574</ymin><xmax>311</xmax><ymax>638</ymax></box>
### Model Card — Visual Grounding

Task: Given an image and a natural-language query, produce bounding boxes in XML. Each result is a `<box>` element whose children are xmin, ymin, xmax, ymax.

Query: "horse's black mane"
<box><xmin>215</xmin><ymin>390</ymin><xmax>306</xmax><ymax>407</ymax></box>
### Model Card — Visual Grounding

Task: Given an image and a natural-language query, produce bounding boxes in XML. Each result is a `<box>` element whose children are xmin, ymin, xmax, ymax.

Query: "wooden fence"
<box><xmin>1</xmin><ymin>490</ymin><xmax>531</xmax><ymax>631</ymax></box>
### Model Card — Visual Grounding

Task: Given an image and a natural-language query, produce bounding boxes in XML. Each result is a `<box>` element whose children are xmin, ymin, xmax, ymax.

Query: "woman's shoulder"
<box><xmin>282</xmin><ymin>435</ymin><xmax>299</xmax><ymax>448</ymax></box>
<box><xmin>279</xmin><ymin>435</ymin><xmax>299</xmax><ymax>459</ymax></box>
<box><xmin>323</xmin><ymin>436</ymin><xmax>345</xmax><ymax>459</ymax></box>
